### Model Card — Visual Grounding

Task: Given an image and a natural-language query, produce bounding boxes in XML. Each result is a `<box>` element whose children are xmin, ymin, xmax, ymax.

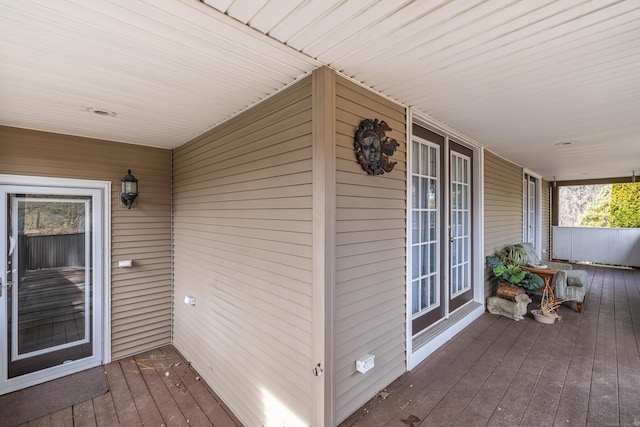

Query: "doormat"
<box><xmin>0</xmin><ymin>366</ymin><xmax>109</xmax><ymax>427</ymax></box>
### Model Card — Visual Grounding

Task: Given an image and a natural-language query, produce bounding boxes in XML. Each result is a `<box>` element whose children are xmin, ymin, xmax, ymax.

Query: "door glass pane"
<box><xmin>7</xmin><ymin>194</ymin><xmax>93</xmax><ymax>378</ymax></box>
<box><xmin>450</xmin><ymin>152</ymin><xmax>472</xmax><ymax>297</ymax></box>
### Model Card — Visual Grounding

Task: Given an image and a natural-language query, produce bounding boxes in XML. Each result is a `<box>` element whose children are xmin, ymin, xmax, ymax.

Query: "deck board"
<box><xmin>341</xmin><ymin>265</ymin><xmax>640</xmax><ymax>427</ymax></box>
<box><xmin>120</xmin><ymin>357</ymin><xmax>165</xmax><ymax>427</ymax></box>
<box><xmin>103</xmin><ymin>361</ymin><xmax>143</xmax><ymax>426</ymax></box>
<box><xmin>71</xmin><ymin>400</ymin><xmax>96</xmax><ymax>427</ymax></box>
<box><xmin>19</xmin><ymin>346</ymin><xmax>241</xmax><ymax>427</ymax></box>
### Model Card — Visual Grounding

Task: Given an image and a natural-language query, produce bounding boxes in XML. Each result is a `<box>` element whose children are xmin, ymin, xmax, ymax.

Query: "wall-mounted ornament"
<box><xmin>354</xmin><ymin>118</ymin><xmax>399</xmax><ymax>175</ymax></box>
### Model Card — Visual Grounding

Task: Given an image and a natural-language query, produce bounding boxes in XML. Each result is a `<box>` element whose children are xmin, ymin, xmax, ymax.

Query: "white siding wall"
<box><xmin>172</xmin><ymin>78</ymin><xmax>314</xmax><ymax>426</ymax></box>
<box><xmin>333</xmin><ymin>76</ymin><xmax>407</xmax><ymax>423</ymax></box>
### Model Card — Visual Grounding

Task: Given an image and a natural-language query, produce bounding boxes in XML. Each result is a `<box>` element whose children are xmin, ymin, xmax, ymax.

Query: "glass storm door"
<box><xmin>449</xmin><ymin>142</ymin><xmax>473</xmax><ymax>311</ymax></box>
<box><xmin>1</xmin><ymin>184</ymin><xmax>103</xmax><ymax>394</ymax></box>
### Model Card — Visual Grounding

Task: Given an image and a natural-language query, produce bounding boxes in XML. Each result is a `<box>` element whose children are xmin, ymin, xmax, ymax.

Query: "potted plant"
<box><xmin>486</xmin><ymin>255</ymin><xmax>544</xmax><ymax>290</ymax></box>
<box><xmin>498</xmin><ymin>245</ymin><xmax>529</xmax><ymax>266</ymax></box>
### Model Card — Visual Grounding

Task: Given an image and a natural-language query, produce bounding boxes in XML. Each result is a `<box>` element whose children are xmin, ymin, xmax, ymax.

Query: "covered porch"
<box><xmin>341</xmin><ymin>264</ymin><xmax>640</xmax><ymax>426</ymax></box>
<box><xmin>14</xmin><ymin>264</ymin><xmax>639</xmax><ymax>426</ymax></box>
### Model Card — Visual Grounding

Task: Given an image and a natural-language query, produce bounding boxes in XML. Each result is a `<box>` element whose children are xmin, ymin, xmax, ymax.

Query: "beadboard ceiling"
<box><xmin>1</xmin><ymin>0</ymin><xmax>639</xmax><ymax>181</ymax></box>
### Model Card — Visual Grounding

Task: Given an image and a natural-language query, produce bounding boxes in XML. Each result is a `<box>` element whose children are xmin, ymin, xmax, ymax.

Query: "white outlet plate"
<box><xmin>355</xmin><ymin>354</ymin><xmax>375</xmax><ymax>374</ymax></box>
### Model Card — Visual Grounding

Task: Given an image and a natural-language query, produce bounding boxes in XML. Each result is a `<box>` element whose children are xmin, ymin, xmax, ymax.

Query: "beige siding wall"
<box><xmin>172</xmin><ymin>78</ymin><xmax>314</xmax><ymax>426</ymax></box>
<box><xmin>483</xmin><ymin>150</ymin><xmax>523</xmax><ymax>296</ymax></box>
<box><xmin>0</xmin><ymin>126</ymin><xmax>172</xmax><ymax>360</ymax></box>
<box><xmin>334</xmin><ymin>76</ymin><xmax>407</xmax><ymax>423</ymax></box>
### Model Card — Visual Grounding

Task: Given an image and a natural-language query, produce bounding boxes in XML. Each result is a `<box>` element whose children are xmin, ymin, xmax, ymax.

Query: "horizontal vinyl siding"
<box><xmin>0</xmin><ymin>126</ymin><xmax>172</xmax><ymax>360</ymax></box>
<box><xmin>172</xmin><ymin>78</ymin><xmax>314</xmax><ymax>427</ymax></box>
<box><xmin>483</xmin><ymin>150</ymin><xmax>523</xmax><ymax>296</ymax></box>
<box><xmin>334</xmin><ymin>77</ymin><xmax>406</xmax><ymax>424</ymax></box>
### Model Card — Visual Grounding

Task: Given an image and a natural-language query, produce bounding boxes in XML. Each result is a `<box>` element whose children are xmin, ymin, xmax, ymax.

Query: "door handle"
<box><xmin>0</xmin><ymin>278</ymin><xmax>11</xmax><ymax>298</ymax></box>
<box><xmin>449</xmin><ymin>237</ymin><xmax>454</xmax><ymax>243</ymax></box>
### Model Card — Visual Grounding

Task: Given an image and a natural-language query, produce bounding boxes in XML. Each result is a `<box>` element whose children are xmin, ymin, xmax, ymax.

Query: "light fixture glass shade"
<box><xmin>121</xmin><ymin>169</ymin><xmax>138</xmax><ymax>209</ymax></box>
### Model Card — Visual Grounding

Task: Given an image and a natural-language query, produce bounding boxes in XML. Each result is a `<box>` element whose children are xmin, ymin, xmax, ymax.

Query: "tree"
<box><xmin>576</xmin><ymin>186</ymin><xmax>610</xmax><ymax>227</ymax></box>
<box><xmin>610</xmin><ymin>183</ymin><xmax>640</xmax><ymax>228</ymax></box>
<box><xmin>559</xmin><ymin>184</ymin><xmax>607</xmax><ymax>226</ymax></box>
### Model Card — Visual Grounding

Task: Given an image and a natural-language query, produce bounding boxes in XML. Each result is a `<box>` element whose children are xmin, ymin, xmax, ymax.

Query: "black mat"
<box><xmin>0</xmin><ymin>366</ymin><xmax>109</xmax><ymax>427</ymax></box>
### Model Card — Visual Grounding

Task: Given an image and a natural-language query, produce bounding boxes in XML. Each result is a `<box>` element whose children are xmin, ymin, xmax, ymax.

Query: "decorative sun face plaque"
<box><xmin>354</xmin><ymin>118</ymin><xmax>399</xmax><ymax>175</ymax></box>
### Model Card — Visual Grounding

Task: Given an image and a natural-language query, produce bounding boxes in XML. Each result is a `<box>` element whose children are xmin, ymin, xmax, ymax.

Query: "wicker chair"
<box><xmin>516</xmin><ymin>242</ymin><xmax>587</xmax><ymax>313</ymax></box>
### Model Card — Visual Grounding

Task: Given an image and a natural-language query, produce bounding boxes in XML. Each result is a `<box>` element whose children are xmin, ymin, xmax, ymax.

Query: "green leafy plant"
<box><xmin>486</xmin><ymin>255</ymin><xmax>543</xmax><ymax>290</ymax></box>
<box><xmin>498</xmin><ymin>245</ymin><xmax>529</xmax><ymax>266</ymax></box>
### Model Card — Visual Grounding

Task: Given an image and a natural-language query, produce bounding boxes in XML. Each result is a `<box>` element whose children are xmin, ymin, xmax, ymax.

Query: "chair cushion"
<box><xmin>563</xmin><ymin>285</ymin><xmax>586</xmax><ymax>302</ymax></box>
<box><xmin>566</xmin><ymin>269</ymin><xmax>588</xmax><ymax>287</ymax></box>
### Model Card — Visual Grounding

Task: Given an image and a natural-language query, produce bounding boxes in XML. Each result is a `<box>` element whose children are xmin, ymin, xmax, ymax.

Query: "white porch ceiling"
<box><xmin>1</xmin><ymin>0</ymin><xmax>639</xmax><ymax>181</ymax></box>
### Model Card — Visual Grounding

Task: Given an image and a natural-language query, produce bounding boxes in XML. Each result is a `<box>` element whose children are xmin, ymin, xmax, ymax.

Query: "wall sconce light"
<box><xmin>120</xmin><ymin>169</ymin><xmax>138</xmax><ymax>209</ymax></box>
<box><xmin>633</xmin><ymin>171</ymin><xmax>636</xmax><ymax>183</ymax></box>
<box><xmin>553</xmin><ymin>177</ymin><xmax>557</xmax><ymax>188</ymax></box>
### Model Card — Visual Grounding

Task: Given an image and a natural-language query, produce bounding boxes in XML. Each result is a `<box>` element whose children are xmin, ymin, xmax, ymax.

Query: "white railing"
<box><xmin>552</xmin><ymin>226</ymin><xmax>640</xmax><ymax>267</ymax></box>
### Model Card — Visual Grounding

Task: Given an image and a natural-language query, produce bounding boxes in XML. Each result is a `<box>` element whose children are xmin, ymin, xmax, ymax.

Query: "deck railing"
<box><xmin>22</xmin><ymin>233</ymin><xmax>86</xmax><ymax>270</ymax></box>
<box><xmin>552</xmin><ymin>226</ymin><xmax>640</xmax><ymax>267</ymax></box>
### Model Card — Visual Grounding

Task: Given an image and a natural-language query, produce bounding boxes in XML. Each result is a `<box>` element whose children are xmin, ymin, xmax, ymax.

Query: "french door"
<box><xmin>523</xmin><ymin>173</ymin><xmax>537</xmax><ymax>245</ymax></box>
<box><xmin>410</xmin><ymin>126</ymin><xmax>474</xmax><ymax>336</ymax></box>
<box><xmin>0</xmin><ymin>180</ymin><xmax>105</xmax><ymax>394</ymax></box>
<box><xmin>449</xmin><ymin>142</ymin><xmax>473</xmax><ymax>311</ymax></box>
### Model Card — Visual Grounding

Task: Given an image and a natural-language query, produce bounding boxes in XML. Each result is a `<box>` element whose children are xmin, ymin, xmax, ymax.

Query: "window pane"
<box><xmin>421</xmin><ymin>245</ymin><xmax>428</xmax><ymax>276</ymax></box>
<box><xmin>421</xmin><ymin>177</ymin><xmax>429</xmax><ymax>209</ymax></box>
<box><xmin>420</xmin><ymin>143</ymin><xmax>428</xmax><ymax>175</ymax></box>
<box><xmin>463</xmin><ymin>158</ymin><xmax>468</xmax><ymax>182</ymax></box>
<box><xmin>412</xmin><ymin>212</ymin><xmax>419</xmax><ymax>243</ymax></box>
<box><xmin>429</xmin><ymin>211</ymin><xmax>436</xmax><ymax>241</ymax></box>
<box><xmin>412</xmin><ymin>246</ymin><xmax>419</xmax><ymax>279</ymax></box>
<box><xmin>412</xmin><ymin>280</ymin><xmax>420</xmax><ymax>314</ymax></box>
<box><xmin>451</xmin><ymin>154</ymin><xmax>457</xmax><ymax>182</ymax></box>
<box><xmin>420</xmin><ymin>211</ymin><xmax>428</xmax><ymax>243</ymax></box>
<box><xmin>412</xmin><ymin>141</ymin><xmax>420</xmax><ymax>174</ymax></box>
<box><xmin>430</xmin><ymin>242</ymin><xmax>437</xmax><ymax>272</ymax></box>
<box><xmin>428</xmin><ymin>179</ymin><xmax>436</xmax><ymax>209</ymax></box>
<box><xmin>429</xmin><ymin>147</ymin><xmax>437</xmax><ymax>177</ymax></box>
<box><xmin>412</xmin><ymin>176</ymin><xmax>419</xmax><ymax>209</ymax></box>
<box><xmin>420</xmin><ymin>278</ymin><xmax>428</xmax><ymax>310</ymax></box>
<box><xmin>429</xmin><ymin>276</ymin><xmax>437</xmax><ymax>305</ymax></box>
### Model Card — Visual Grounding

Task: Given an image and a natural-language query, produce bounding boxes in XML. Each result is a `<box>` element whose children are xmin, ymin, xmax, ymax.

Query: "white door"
<box><xmin>1</xmin><ymin>182</ymin><xmax>105</xmax><ymax>394</ymax></box>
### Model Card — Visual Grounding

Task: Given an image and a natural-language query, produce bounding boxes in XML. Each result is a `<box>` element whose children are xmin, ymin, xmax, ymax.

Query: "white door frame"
<box><xmin>406</xmin><ymin>110</ymin><xmax>485</xmax><ymax>370</ymax></box>
<box><xmin>523</xmin><ymin>169</ymin><xmax>542</xmax><ymax>259</ymax></box>
<box><xmin>0</xmin><ymin>174</ymin><xmax>111</xmax><ymax>394</ymax></box>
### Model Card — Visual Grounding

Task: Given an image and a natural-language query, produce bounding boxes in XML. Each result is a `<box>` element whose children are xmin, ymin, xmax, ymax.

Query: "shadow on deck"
<box><xmin>341</xmin><ymin>264</ymin><xmax>640</xmax><ymax>427</ymax></box>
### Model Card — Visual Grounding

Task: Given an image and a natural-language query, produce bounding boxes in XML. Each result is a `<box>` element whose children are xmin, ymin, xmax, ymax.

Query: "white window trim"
<box><xmin>523</xmin><ymin>169</ymin><xmax>543</xmax><ymax>259</ymax></box>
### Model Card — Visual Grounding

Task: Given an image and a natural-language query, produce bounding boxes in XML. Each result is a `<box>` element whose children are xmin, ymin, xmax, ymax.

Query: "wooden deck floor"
<box><xmin>17</xmin><ymin>265</ymin><xmax>640</xmax><ymax>426</ymax></box>
<box><xmin>19</xmin><ymin>346</ymin><xmax>242</xmax><ymax>427</ymax></box>
<box><xmin>341</xmin><ymin>264</ymin><xmax>640</xmax><ymax>427</ymax></box>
